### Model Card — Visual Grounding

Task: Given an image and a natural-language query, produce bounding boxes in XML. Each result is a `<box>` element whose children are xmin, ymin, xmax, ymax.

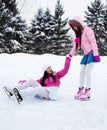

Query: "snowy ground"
<box><xmin>0</xmin><ymin>53</ymin><xmax>107</xmax><ymax>130</ymax></box>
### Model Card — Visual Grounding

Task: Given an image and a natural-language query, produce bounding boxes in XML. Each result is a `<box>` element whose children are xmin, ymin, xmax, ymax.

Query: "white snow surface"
<box><xmin>0</xmin><ymin>53</ymin><xmax>107</xmax><ymax>130</ymax></box>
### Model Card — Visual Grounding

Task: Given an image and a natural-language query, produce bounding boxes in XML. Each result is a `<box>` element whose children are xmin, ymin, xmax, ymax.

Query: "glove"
<box><xmin>74</xmin><ymin>38</ymin><xmax>80</xmax><ymax>43</ymax></box>
<box><xmin>94</xmin><ymin>55</ymin><xmax>100</xmax><ymax>62</ymax></box>
<box><xmin>66</xmin><ymin>53</ymin><xmax>72</xmax><ymax>59</ymax></box>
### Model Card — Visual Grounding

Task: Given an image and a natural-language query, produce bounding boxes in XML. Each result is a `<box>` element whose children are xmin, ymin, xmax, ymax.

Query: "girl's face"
<box><xmin>72</xmin><ymin>25</ymin><xmax>78</xmax><ymax>31</ymax></box>
<box><xmin>46</xmin><ymin>66</ymin><xmax>53</xmax><ymax>74</ymax></box>
<box><xmin>70</xmin><ymin>24</ymin><xmax>78</xmax><ymax>31</ymax></box>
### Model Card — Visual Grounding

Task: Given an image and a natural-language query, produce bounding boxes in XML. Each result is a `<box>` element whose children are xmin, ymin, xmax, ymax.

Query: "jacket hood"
<box><xmin>69</xmin><ymin>16</ymin><xmax>85</xmax><ymax>30</ymax></box>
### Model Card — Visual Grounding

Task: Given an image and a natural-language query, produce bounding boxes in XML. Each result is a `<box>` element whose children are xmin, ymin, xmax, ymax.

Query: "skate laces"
<box><xmin>77</xmin><ymin>87</ymin><xmax>83</xmax><ymax>94</ymax></box>
<box><xmin>83</xmin><ymin>88</ymin><xmax>90</xmax><ymax>95</ymax></box>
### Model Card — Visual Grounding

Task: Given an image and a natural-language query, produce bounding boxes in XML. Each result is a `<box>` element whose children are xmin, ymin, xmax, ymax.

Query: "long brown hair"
<box><xmin>74</xmin><ymin>27</ymin><xmax>82</xmax><ymax>49</ymax></box>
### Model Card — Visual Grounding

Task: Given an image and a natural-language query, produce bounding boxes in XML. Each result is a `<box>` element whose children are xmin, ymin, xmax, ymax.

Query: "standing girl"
<box><xmin>69</xmin><ymin>16</ymin><xmax>100</xmax><ymax>100</ymax></box>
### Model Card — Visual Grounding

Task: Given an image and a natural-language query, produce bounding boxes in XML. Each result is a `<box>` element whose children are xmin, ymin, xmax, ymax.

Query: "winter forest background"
<box><xmin>0</xmin><ymin>0</ymin><xmax>107</xmax><ymax>55</ymax></box>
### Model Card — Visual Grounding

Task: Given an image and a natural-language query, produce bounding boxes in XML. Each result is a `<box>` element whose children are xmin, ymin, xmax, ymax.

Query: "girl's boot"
<box><xmin>74</xmin><ymin>87</ymin><xmax>84</xmax><ymax>99</ymax></box>
<box><xmin>80</xmin><ymin>88</ymin><xmax>91</xmax><ymax>100</ymax></box>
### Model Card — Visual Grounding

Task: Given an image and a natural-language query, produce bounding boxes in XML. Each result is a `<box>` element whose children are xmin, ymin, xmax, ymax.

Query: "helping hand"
<box><xmin>66</xmin><ymin>53</ymin><xmax>72</xmax><ymax>59</ymax></box>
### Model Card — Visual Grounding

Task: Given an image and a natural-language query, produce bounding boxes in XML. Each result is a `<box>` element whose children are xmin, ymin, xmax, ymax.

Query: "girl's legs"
<box><xmin>79</xmin><ymin>63</ymin><xmax>94</xmax><ymax>88</ymax></box>
<box><xmin>17</xmin><ymin>79</ymin><xmax>41</xmax><ymax>90</ymax></box>
<box><xmin>17</xmin><ymin>79</ymin><xmax>50</xmax><ymax>99</ymax></box>
<box><xmin>79</xmin><ymin>65</ymin><xmax>86</xmax><ymax>87</ymax></box>
<box><xmin>80</xmin><ymin>63</ymin><xmax>94</xmax><ymax>100</ymax></box>
<box><xmin>74</xmin><ymin>65</ymin><xmax>86</xmax><ymax>99</ymax></box>
<box><xmin>85</xmin><ymin>63</ymin><xmax>94</xmax><ymax>89</ymax></box>
<box><xmin>5</xmin><ymin>79</ymin><xmax>49</xmax><ymax>99</ymax></box>
<box><xmin>75</xmin><ymin>63</ymin><xmax>94</xmax><ymax>99</ymax></box>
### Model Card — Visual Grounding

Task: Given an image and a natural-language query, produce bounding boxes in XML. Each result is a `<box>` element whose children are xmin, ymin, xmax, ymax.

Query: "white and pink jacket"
<box><xmin>70</xmin><ymin>16</ymin><xmax>99</xmax><ymax>56</ymax></box>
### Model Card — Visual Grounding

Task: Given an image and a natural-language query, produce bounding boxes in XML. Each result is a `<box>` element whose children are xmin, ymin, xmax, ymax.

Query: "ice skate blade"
<box><xmin>74</xmin><ymin>96</ymin><xmax>81</xmax><ymax>100</ymax></box>
<box><xmin>3</xmin><ymin>86</ymin><xmax>13</xmax><ymax>98</ymax></box>
<box><xmin>13</xmin><ymin>88</ymin><xmax>23</xmax><ymax>104</ymax></box>
<box><xmin>80</xmin><ymin>97</ymin><xmax>90</xmax><ymax>101</ymax></box>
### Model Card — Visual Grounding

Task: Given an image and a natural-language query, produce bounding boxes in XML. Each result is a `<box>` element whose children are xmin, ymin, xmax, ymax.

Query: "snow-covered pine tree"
<box><xmin>43</xmin><ymin>8</ymin><xmax>54</xmax><ymax>51</ymax></box>
<box><xmin>52</xmin><ymin>0</ymin><xmax>72</xmax><ymax>55</ymax></box>
<box><xmin>101</xmin><ymin>3</ymin><xmax>107</xmax><ymax>55</ymax></box>
<box><xmin>84</xmin><ymin>0</ymin><xmax>107</xmax><ymax>55</ymax></box>
<box><xmin>0</xmin><ymin>1</ymin><xmax>11</xmax><ymax>53</ymax></box>
<box><xmin>29</xmin><ymin>8</ymin><xmax>46</xmax><ymax>54</ymax></box>
<box><xmin>0</xmin><ymin>0</ymin><xmax>27</xmax><ymax>53</ymax></box>
<box><xmin>28</xmin><ymin>0</ymin><xmax>72</xmax><ymax>55</ymax></box>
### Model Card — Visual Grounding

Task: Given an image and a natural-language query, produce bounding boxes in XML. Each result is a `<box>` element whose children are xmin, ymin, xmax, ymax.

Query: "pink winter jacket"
<box><xmin>70</xmin><ymin>16</ymin><xmax>99</xmax><ymax>56</ymax></box>
<box><xmin>36</xmin><ymin>56</ymin><xmax>71</xmax><ymax>87</ymax></box>
<box><xmin>18</xmin><ymin>56</ymin><xmax>71</xmax><ymax>87</ymax></box>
